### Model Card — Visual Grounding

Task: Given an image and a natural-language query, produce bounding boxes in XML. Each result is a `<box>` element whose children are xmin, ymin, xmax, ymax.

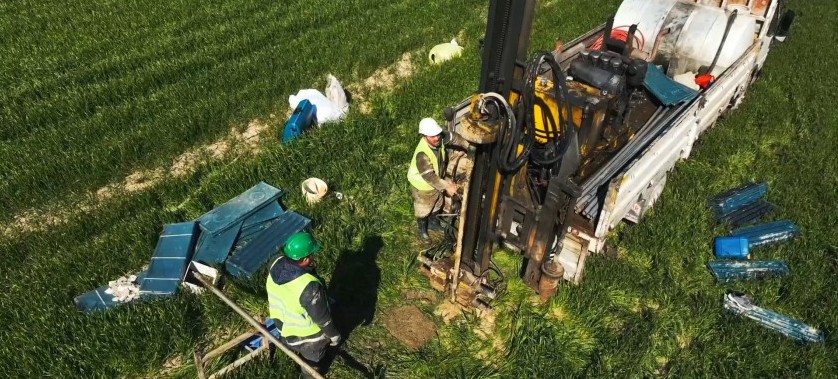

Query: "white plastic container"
<box><xmin>301</xmin><ymin>178</ymin><xmax>328</xmax><ymax>204</ymax></box>
<box><xmin>613</xmin><ymin>0</ymin><xmax>679</xmax><ymax>56</ymax></box>
<box><xmin>615</xmin><ymin>0</ymin><xmax>757</xmax><ymax>76</ymax></box>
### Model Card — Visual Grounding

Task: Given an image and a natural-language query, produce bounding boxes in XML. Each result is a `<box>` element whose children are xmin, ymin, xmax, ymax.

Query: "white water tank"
<box><xmin>613</xmin><ymin>0</ymin><xmax>679</xmax><ymax>56</ymax></box>
<box><xmin>614</xmin><ymin>0</ymin><xmax>757</xmax><ymax>76</ymax></box>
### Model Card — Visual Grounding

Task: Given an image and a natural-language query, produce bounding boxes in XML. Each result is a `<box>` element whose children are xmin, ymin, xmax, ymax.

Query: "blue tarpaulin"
<box><xmin>644</xmin><ymin>64</ymin><xmax>698</xmax><ymax>106</ymax></box>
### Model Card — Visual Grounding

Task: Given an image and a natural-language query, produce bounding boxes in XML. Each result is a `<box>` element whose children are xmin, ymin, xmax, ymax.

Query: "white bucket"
<box><xmin>301</xmin><ymin>178</ymin><xmax>328</xmax><ymax>204</ymax></box>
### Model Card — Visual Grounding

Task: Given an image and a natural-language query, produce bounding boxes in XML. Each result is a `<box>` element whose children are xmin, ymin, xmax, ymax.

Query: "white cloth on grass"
<box><xmin>288</xmin><ymin>74</ymin><xmax>349</xmax><ymax>124</ymax></box>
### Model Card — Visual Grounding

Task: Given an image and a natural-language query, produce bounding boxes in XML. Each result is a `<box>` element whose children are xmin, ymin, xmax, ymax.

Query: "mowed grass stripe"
<box><xmin>1</xmin><ymin>5</ymin><xmax>272</xmax><ymax>136</ymax></box>
<box><xmin>2</xmin><ymin>0</ymin><xmax>832</xmax><ymax>378</ymax></box>
<box><xmin>0</xmin><ymin>0</ymin><xmax>428</xmax><ymax>139</ymax></box>
<box><xmin>0</xmin><ymin>0</ymin><xmax>484</xmax><ymax>218</ymax></box>
<box><xmin>0</xmin><ymin>24</ymin><xmax>486</xmax><ymax>376</ymax></box>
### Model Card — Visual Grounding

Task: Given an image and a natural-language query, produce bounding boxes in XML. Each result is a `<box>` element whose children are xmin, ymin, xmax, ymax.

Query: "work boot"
<box><xmin>416</xmin><ymin>218</ymin><xmax>430</xmax><ymax>241</ymax></box>
<box><xmin>428</xmin><ymin>215</ymin><xmax>444</xmax><ymax>231</ymax></box>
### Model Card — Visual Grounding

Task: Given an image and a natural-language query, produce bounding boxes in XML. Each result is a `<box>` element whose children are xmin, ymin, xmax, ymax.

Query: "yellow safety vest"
<box><xmin>265</xmin><ymin>259</ymin><xmax>322</xmax><ymax>338</ymax></box>
<box><xmin>407</xmin><ymin>138</ymin><xmax>445</xmax><ymax>191</ymax></box>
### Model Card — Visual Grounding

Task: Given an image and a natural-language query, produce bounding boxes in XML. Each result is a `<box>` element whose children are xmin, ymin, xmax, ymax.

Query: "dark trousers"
<box><xmin>282</xmin><ymin>335</ymin><xmax>329</xmax><ymax>379</ymax></box>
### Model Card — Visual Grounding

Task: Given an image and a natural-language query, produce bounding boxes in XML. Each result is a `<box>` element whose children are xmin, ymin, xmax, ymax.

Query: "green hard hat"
<box><xmin>284</xmin><ymin>232</ymin><xmax>321</xmax><ymax>260</ymax></box>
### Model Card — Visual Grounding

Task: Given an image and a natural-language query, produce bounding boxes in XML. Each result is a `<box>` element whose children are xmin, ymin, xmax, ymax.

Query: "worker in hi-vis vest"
<box><xmin>266</xmin><ymin>232</ymin><xmax>339</xmax><ymax>378</ymax></box>
<box><xmin>406</xmin><ymin>117</ymin><xmax>472</xmax><ymax>240</ymax></box>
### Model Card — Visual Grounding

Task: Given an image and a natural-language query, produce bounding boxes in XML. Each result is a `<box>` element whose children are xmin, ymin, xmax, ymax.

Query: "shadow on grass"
<box><xmin>321</xmin><ymin>235</ymin><xmax>382</xmax><ymax>378</ymax></box>
<box><xmin>329</xmin><ymin>235</ymin><xmax>382</xmax><ymax>338</ymax></box>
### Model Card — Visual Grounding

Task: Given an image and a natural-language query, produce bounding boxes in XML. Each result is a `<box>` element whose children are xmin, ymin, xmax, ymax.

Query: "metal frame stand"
<box><xmin>194</xmin><ymin>318</ymin><xmax>272</xmax><ymax>379</ymax></box>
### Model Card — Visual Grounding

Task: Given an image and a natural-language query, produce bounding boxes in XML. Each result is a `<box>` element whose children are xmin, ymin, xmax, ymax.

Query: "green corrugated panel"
<box><xmin>198</xmin><ymin>182</ymin><xmax>284</xmax><ymax>236</ymax></box>
<box><xmin>644</xmin><ymin>64</ymin><xmax>697</xmax><ymax>106</ymax></box>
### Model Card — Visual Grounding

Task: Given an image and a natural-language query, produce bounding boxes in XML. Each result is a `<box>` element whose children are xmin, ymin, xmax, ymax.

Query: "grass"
<box><xmin>1</xmin><ymin>0</ymin><xmax>836</xmax><ymax>378</ymax></box>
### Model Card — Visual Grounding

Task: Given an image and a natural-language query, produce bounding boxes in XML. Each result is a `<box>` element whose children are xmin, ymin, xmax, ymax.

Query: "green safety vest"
<box><xmin>407</xmin><ymin>138</ymin><xmax>445</xmax><ymax>191</ymax></box>
<box><xmin>265</xmin><ymin>260</ymin><xmax>322</xmax><ymax>338</ymax></box>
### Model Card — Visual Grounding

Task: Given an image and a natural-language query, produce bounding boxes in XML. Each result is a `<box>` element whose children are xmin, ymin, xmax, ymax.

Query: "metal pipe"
<box><xmin>191</xmin><ymin>273</ymin><xmax>326</xmax><ymax>379</ymax></box>
<box><xmin>209</xmin><ymin>345</ymin><xmax>269</xmax><ymax>379</ymax></box>
<box><xmin>450</xmin><ymin>178</ymin><xmax>471</xmax><ymax>302</ymax></box>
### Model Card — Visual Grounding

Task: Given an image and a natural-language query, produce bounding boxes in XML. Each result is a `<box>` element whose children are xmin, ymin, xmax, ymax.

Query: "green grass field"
<box><xmin>1</xmin><ymin>0</ymin><xmax>835</xmax><ymax>377</ymax></box>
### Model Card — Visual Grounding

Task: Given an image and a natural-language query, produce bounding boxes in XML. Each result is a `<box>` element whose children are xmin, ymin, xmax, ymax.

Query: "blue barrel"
<box><xmin>283</xmin><ymin>100</ymin><xmax>317</xmax><ymax>143</ymax></box>
<box><xmin>714</xmin><ymin>236</ymin><xmax>749</xmax><ymax>259</ymax></box>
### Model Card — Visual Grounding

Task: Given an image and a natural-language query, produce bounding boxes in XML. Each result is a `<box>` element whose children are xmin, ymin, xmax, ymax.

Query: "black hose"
<box><xmin>495</xmin><ymin>51</ymin><xmax>574</xmax><ymax>172</ymax></box>
<box><xmin>706</xmin><ymin>9</ymin><xmax>738</xmax><ymax>75</ymax></box>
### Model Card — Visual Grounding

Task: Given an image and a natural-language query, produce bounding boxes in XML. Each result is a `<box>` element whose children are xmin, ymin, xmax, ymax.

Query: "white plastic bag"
<box><xmin>288</xmin><ymin>75</ymin><xmax>349</xmax><ymax>124</ymax></box>
<box><xmin>289</xmin><ymin>89</ymin><xmax>343</xmax><ymax>124</ymax></box>
<box><xmin>429</xmin><ymin>38</ymin><xmax>464</xmax><ymax>64</ymax></box>
<box><xmin>325</xmin><ymin>74</ymin><xmax>348</xmax><ymax>113</ymax></box>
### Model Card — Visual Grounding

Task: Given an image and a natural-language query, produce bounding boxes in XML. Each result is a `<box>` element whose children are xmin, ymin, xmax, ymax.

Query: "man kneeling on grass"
<box><xmin>266</xmin><ymin>232</ymin><xmax>340</xmax><ymax>379</ymax></box>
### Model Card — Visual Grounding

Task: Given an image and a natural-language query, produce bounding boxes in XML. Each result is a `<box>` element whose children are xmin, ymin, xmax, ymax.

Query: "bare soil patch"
<box><xmin>382</xmin><ymin>305</ymin><xmax>436</xmax><ymax>350</ymax></box>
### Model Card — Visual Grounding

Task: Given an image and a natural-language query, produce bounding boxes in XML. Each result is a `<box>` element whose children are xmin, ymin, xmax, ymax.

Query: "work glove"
<box><xmin>329</xmin><ymin>334</ymin><xmax>341</xmax><ymax>346</ymax></box>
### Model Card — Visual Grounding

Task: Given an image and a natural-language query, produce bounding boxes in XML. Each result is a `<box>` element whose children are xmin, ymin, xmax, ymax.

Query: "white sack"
<box><xmin>325</xmin><ymin>74</ymin><xmax>348</xmax><ymax>113</ymax></box>
<box><xmin>289</xmin><ymin>89</ymin><xmax>344</xmax><ymax>124</ymax></box>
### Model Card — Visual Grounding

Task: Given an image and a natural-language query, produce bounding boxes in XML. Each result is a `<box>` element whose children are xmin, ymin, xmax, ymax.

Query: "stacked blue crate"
<box><xmin>197</xmin><ymin>182</ymin><xmax>284</xmax><ymax>236</ymax></box>
<box><xmin>75</xmin><ymin>182</ymin><xmax>310</xmax><ymax>313</ymax></box>
<box><xmin>193</xmin><ymin>222</ymin><xmax>243</xmax><ymax>265</ymax></box>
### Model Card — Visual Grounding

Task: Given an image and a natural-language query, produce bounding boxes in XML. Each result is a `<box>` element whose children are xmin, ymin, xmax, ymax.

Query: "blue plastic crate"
<box><xmin>225</xmin><ymin>211</ymin><xmax>311</xmax><ymax>278</ymax></box>
<box><xmin>198</xmin><ymin>182</ymin><xmax>284</xmax><ymax>236</ymax></box>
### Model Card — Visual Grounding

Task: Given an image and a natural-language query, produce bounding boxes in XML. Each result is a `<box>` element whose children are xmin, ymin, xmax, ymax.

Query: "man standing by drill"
<box><xmin>407</xmin><ymin>117</ymin><xmax>471</xmax><ymax>240</ymax></box>
<box><xmin>266</xmin><ymin>232</ymin><xmax>340</xmax><ymax>378</ymax></box>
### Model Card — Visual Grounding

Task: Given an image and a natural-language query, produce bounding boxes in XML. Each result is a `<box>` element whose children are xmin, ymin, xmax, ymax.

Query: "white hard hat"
<box><xmin>418</xmin><ymin>117</ymin><xmax>443</xmax><ymax>136</ymax></box>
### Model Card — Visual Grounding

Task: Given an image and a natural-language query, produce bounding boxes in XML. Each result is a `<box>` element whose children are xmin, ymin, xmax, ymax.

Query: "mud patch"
<box><xmin>434</xmin><ymin>300</ymin><xmax>463</xmax><ymax>324</ymax></box>
<box><xmin>382</xmin><ymin>306</ymin><xmax>436</xmax><ymax>350</ymax></box>
<box><xmin>473</xmin><ymin>309</ymin><xmax>496</xmax><ymax>340</ymax></box>
<box><xmin>403</xmin><ymin>289</ymin><xmax>437</xmax><ymax>304</ymax></box>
